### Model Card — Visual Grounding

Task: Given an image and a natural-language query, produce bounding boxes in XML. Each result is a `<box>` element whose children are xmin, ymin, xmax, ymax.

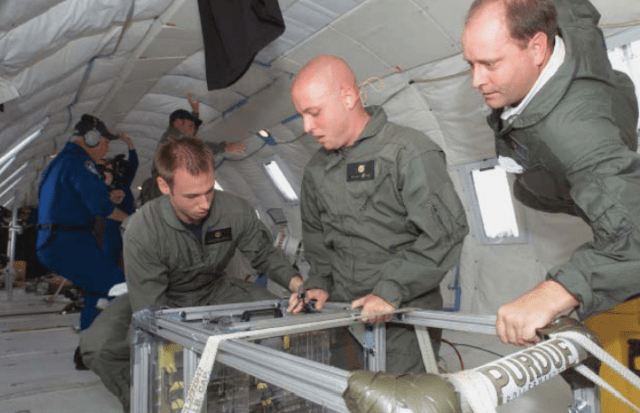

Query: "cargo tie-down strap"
<box><xmin>444</xmin><ymin>330</ymin><xmax>640</xmax><ymax>413</ymax></box>
<box><xmin>180</xmin><ymin>308</ymin><xmax>413</xmax><ymax>413</ymax></box>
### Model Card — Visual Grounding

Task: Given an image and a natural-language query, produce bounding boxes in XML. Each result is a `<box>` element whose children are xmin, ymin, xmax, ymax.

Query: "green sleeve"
<box><xmin>235</xmin><ymin>203</ymin><xmax>298</xmax><ymax>290</ymax></box>
<box><xmin>300</xmin><ymin>167</ymin><xmax>334</xmax><ymax>293</ymax></box>
<box><xmin>373</xmin><ymin>149</ymin><xmax>468</xmax><ymax>308</ymax></box>
<box><xmin>546</xmin><ymin>120</ymin><xmax>640</xmax><ymax>319</ymax></box>
<box><xmin>123</xmin><ymin>214</ymin><xmax>170</xmax><ymax>312</ymax></box>
<box><xmin>206</xmin><ymin>141</ymin><xmax>226</xmax><ymax>155</ymax></box>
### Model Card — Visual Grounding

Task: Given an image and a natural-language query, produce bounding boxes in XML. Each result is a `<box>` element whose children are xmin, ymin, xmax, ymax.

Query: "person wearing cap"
<box><xmin>140</xmin><ymin>93</ymin><xmax>246</xmax><ymax>205</ymax></box>
<box><xmin>36</xmin><ymin>114</ymin><xmax>130</xmax><ymax>369</ymax></box>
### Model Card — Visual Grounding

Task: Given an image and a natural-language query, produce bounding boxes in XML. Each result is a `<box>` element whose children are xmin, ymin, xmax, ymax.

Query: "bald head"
<box><xmin>291</xmin><ymin>55</ymin><xmax>370</xmax><ymax>150</ymax></box>
<box><xmin>292</xmin><ymin>55</ymin><xmax>358</xmax><ymax>99</ymax></box>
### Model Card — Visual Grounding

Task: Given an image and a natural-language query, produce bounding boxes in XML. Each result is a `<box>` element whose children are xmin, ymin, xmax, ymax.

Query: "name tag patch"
<box><xmin>347</xmin><ymin>160</ymin><xmax>375</xmax><ymax>182</ymax></box>
<box><xmin>205</xmin><ymin>227</ymin><xmax>232</xmax><ymax>245</ymax></box>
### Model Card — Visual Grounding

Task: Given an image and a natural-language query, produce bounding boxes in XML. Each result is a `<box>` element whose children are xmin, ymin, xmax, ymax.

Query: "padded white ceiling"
<box><xmin>0</xmin><ymin>0</ymin><xmax>639</xmax><ymax>211</ymax></box>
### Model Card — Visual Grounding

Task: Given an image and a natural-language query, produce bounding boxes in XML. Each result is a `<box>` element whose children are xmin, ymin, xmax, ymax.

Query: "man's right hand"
<box><xmin>286</xmin><ymin>288</ymin><xmax>329</xmax><ymax>314</ymax></box>
<box><xmin>224</xmin><ymin>142</ymin><xmax>247</xmax><ymax>154</ymax></box>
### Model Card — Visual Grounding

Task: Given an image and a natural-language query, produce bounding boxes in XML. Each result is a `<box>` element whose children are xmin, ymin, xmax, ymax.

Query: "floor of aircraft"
<box><xmin>0</xmin><ymin>287</ymin><xmax>572</xmax><ymax>413</ymax></box>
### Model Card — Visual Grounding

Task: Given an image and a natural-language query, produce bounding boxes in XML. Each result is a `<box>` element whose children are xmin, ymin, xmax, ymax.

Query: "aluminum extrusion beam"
<box><xmin>398</xmin><ymin>310</ymin><xmax>497</xmax><ymax>335</ymax></box>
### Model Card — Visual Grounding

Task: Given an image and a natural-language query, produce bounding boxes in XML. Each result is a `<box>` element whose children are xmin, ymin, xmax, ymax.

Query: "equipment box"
<box><xmin>130</xmin><ymin>300</ymin><xmax>381</xmax><ymax>413</ymax></box>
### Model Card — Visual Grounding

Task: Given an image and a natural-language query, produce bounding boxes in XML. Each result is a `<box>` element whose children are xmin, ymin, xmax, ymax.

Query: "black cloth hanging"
<box><xmin>197</xmin><ymin>0</ymin><xmax>286</xmax><ymax>90</ymax></box>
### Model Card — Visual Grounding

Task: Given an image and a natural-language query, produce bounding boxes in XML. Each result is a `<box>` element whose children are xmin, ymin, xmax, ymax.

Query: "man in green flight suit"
<box><xmin>286</xmin><ymin>55</ymin><xmax>469</xmax><ymax>374</ymax></box>
<box><xmin>139</xmin><ymin>93</ymin><xmax>247</xmax><ymax>205</ymax></box>
<box><xmin>462</xmin><ymin>0</ymin><xmax>640</xmax><ymax>346</ymax></box>
<box><xmin>80</xmin><ymin>137</ymin><xmax>302</xmax><ymax>412</ymax></box>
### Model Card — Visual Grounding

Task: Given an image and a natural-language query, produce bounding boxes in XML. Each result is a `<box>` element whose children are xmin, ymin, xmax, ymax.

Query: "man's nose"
<box><xmin>471</xmin><ymin>65</ymin><xmax>487</xmax><ymax>89</ymax></box>
<box><xmin>303</xmin><ymin>116</ymin><xmax>314</xmax><ymax>134</ymax></box>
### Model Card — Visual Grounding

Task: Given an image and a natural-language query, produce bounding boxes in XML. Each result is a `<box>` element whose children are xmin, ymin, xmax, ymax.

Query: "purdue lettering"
<box><xmin>477</xmin><ymin>338</ymin><xmax>579</xmax><ymax>404</ymax></box>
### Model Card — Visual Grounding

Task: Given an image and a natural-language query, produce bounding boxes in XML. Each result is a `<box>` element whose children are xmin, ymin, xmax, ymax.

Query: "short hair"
<box><xmin>154</xmin><ymin>137</ymin><xmax>214</xmax><ymax>188</ymax></box>
<box><xmin>467</xmin><ymin>0</ymin><xmax>558</xmax><ymax>49</ymax></box>
<box><xmin>169</xmin><ymin>109</ymin><xmax>202</xmax><ymax>128</ymax></box>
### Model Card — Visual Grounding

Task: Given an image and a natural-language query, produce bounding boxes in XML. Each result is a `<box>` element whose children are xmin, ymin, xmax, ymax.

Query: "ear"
<box><xmin>530</xmin><ymin>31</ymin><xmax>550</xmax><ymax>67</ymax></box>
<box><xmin>342</xmin><ymin>87</ymin><xmax>357</xmax><ymax>109</ymax></box>
<box><xmin>157</xmin><ymin>176</ymin><xmax>171</xmax><ymax>196</ymax></box>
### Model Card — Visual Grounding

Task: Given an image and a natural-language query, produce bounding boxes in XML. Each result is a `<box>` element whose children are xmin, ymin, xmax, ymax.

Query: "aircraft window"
<box><xmin>460</xmin><ymin>159</ymin><xmax>528</xmax><ymax>245</ymax></box>
<box><xmin>263</xmin><ymin>156</ymin><xmax>299</xmax><ymax>204</ymax></box>
<box><xmin>215</xmin><ymin>181</ymin><xmax>224</xmax><ymax>191</ymax></box>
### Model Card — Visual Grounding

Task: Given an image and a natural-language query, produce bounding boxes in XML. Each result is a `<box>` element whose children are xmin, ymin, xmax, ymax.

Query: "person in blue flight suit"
<box><xmin>99</xmin><ymin>134</ymin><xmax>138</xmax><ymax>266</ymax></box>
<box><xmin>36</xmin><ymin>114</ymin><xmax>130</xmax><ymax>369</ymax></box>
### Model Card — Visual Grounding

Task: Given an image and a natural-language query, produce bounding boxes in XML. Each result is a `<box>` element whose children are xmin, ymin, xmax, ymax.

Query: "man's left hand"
<box><xmin>351</xmin><ymin>294</ymin><xmax>395</xmax><ymax>323</ymax></box>
<box><xmin>496</xmin><ymin>280</ymin><xmax>579</xmax><ymax>346</ymax></box>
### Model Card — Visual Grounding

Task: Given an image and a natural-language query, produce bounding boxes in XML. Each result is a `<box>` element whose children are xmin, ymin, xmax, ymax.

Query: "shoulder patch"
<box><xmin>84</xmin><ymin>160</ymin><xmax>101</xmax><ymax>177</ymax></box>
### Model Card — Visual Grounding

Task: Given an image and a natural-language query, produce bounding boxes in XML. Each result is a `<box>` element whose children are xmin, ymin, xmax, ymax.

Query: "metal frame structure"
<box><xmin>131</xmin><ymin>300</ymin><xmax>599</xmax><ymax>413</ymax></box>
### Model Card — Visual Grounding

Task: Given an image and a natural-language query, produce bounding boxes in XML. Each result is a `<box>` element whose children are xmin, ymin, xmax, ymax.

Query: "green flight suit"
<box><xmin>488</xmin><ymin>0</ymin><xmax>640</xmax><ymax>319</ymax></box>
<box><xmin>301</xmin><ymin>106</ymin><xmax>468</xmax><ymax>373</ymax></box>
<box><xmin>80</xmin><ymin>191</ymin><xmax>297</xmax><ymax>411</ymax></box>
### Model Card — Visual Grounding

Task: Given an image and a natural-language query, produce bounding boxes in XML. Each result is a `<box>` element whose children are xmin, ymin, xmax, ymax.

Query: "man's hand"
<box><xmin>286</xmin><ymin>288</ymin><xmax>329</xmax><ymax>314</ymax></box>
<box><xmin>110</xmin><ymin>189</ymin><xmax>125</xmax><ymax>205</ymax></box>
<box><xmin>496</xmin><ymin>280</ymin><xmax>579</xmax><ymax>346</ymax></box>
<box><xmin>119</xmin><ymin>133</ymin><xmax>134</xmax><ymax>150</ymax></box>
<box><xmin>288</xmin><ymin>275</ymin><xmax>304</xmax><ymax>293</ymax></box>
<box><xmin>224</xmin><ymin>142</ymin><xmax>247</xmax><ymax>154</ymax></box>
<box><xmin>187</xmin><ymin>92</ymin><xmax>199</xmax><ymax>114</ymax></box>
<box><xmin>351</xmin><ymin>294</ymin><xmax>395</xmax><ymax>323</ymax></box>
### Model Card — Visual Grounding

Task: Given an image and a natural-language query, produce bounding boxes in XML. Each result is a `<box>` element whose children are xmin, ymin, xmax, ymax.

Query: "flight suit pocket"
<box><xmin>576</xmin><ymin>182</ymin><xmax>632</xmax><ymax>254</ymax></box>
<box><xmin>347</xmin><ymin>166</ymin><xmax>393</xmax><ymax>212</ymax></box>
<box><xmin>422</xmin><ymin>192</ymin><xmax>459</xmax><ymax>242</ymax></box>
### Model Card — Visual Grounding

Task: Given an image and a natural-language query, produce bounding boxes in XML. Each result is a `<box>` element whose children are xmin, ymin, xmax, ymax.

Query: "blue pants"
<box><xmin>37</xmin><ymin>231</ymin><xmax>125</xmax><ymax>330</ymax></box>
<box><xmin>101</xmin><ymin>219</ymin><xmax>123</xmax><ymax>266</ymax></box>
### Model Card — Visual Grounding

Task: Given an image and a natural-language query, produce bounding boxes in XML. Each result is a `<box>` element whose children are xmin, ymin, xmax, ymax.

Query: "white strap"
<box><xmin>445</xmin><ymin>370</ymin><xmax>497</xmax><ymax>413</ymax></box>
<box><xmin>415</xmin><ymin>326</ymin><xmax>439</xmax><ymax>374</ymax></box>
<box><xmin>551</xmin><ymin>331</ymin><xmax>640</xmax><ymax>413</ymax></box>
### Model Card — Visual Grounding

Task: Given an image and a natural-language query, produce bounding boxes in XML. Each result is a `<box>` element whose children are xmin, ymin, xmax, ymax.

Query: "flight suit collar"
<box><xmin>356</xmin><ymin>106</ymin><xmax>387</xmax><ymax>145</ymax></box>
<box><xmin>63</xmin><ymin>141</ymin><xmax>90</xmax><ymax>158</ymax></box>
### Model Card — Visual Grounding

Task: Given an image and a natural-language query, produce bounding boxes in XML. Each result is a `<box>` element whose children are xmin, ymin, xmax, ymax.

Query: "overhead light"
<box><xmin>257</xmin><ymin>129</ymin><xmax>276</xmax><ymax>145</ymax></box>
<box><xmin>136</xmin><ymin>186</ymin><xmax>142</xmax><ymax>191</ymax></box>
<box><xmin>48</xmin><ymin>153</ymin><xmax>57</xmax><ymax>159</ymax></box>
<box><xmin>263</xmin><ymin>160</ymin><xmax>298</xmax><ymax>203</ymax></box>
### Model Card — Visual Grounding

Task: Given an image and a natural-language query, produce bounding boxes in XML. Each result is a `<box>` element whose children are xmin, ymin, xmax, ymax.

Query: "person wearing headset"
<box><xmin>37</xmin><ymin>114</ymin><xmax>129</xmax><ymax>369</ymax></box>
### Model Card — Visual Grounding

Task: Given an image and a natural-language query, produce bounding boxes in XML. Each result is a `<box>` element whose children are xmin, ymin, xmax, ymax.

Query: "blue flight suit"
<box><xmin>101</xmin><ymin>149</ymin><xmax>138</xmax><ymax>265</ymax></box>
<box><xmin>37</xmin><ymin>142</ymin><xmax>125</xmax><ymax>330</ymax></box>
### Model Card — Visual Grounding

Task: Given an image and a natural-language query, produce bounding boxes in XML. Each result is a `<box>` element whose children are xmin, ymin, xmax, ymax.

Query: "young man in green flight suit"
<box><xmin>80</xmin><ymin>137</ymin><xmax>302</xmax><ymax>412</ymax></box>
<box><xmin>286</xmin><ymin>55</ymin><xmax>469</xmax><ymax>374</ymax></box>
<box><xmin>462</xmin><ymin>0</ymin><xmax>640</xmax><ymax>346</ymax></box>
